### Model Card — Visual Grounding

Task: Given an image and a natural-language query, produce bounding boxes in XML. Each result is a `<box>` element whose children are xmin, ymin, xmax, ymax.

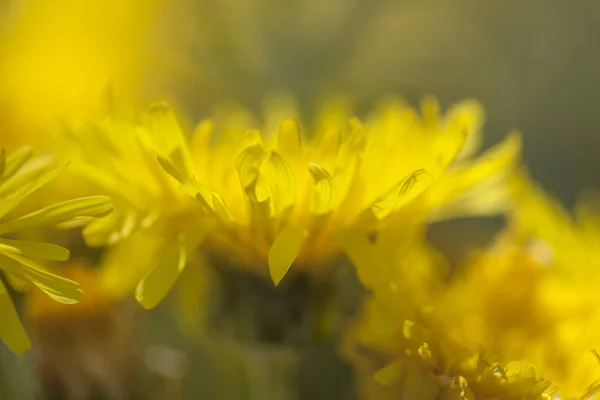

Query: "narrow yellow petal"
<box><xmin>211</xmin><ymin>193</ymin><xmax>231</xmax><ymax>223</ymax></box>
<box><xmin>278</xmin><ymin>119</ymin><xmax>302</xmax><ymax>163</ymax></box>
<box><xmin>0</xmin><ymin>280</ymin><xmax>30</xmax><ymax>354</ymax></box>
<box><xmin>371</xmin><ymin>169</ymin><xmax>432</xmax><ymax>220</ymax></box>
<box><xmin>0</xmin><ymin>162</ymin><xmax>68</xmax><ymax>220</ymax></box>
<box><xmin>425</xmin><ymin>132</ymin><xmax>521</xmax><ymax>219</ymax></box>
<box><xmin>236</xmin><ymin>144</ymin><xmax>265</xmax><ymax>190</ymax></box>
<box><xmin>156</xmin><ymin>154</ymin><xmax>187</xmax><ymax>184</ymax></box>
<box><xmin>0</xmin><ymin>254</ymin><xmax>81</xmax><ymax>304</ymax></box>
<box><xmin>190</xmin><ymin>120</ymin><xmax>214</xmax><ymax>156</ymax></box>
<box><xmin>317</xmin><ymin>128</ymin><xmax>341</xmax><ymax>155</ymax></box>
<box><xmin>135</xmin><ymin>241</ymin><xmax>182</xmax><ymax>310</ymax></box>
<box><xmin>135</xmin><ymin>220</ymin><xmax>215</xmax><ymax>309</ymax></box>
<box><xmin>0</xmin><ymin>154</ymin><xmax>55</xmax><ymax>201</ymax></box>
<box><xmin>147</xmin><ymin>102</ymin><xmax>193</xmax><ymax>172</ymax></box>
<box><xmin>254</xmin><ymin>174</ymin><xmax>272</xmax><ymax>203</ymax></box>
<box><xmin>268</xmin><ymin>225</ymin><xmax>307</xmax><ymax>285</ymax></box>
<box><xmin>99</xmin><ymin>232</ymin><xmax>164</xmax><ymax>299</ymax></box>
<box><xmin>0</xmin><ymin>238</ymin><xmax>70</xmax><ymax>261</ymax></box>
<box><xmin>258</xmin><ymin>151</ymin><xmax>295</xmax><ymax>214</ymax></box>
<box><xmin>336</xmin><ymin>228</ymin><xmax>390</xmax><ymax>292</ymax></box>
<box><xmin>3</xmin><ymin>146</ymin><xmax>33</xmax><ymax>182</ymax></box>
<box><xmin>181</xmin><ymin>179</ymin><xmax>214</xmax><ymax>208</ymax></box>
<box><xmin>0</xmin><ymin>196</ymin><xmax>113</xmax><ymax>235</ymax></box>
<box><xmin>189</xmin><ymin>119</ymin><xmax>214</xmax><ymax>178</ymax></box>
<box><xmin>82</xmin><ymin>211</ymin><xmax>127</xmax><ymax>247</ymax></box>
<box><xmin>434</xmin><ymin>99</ymin><xmax>484</xmax><ymax>169</ymax></box>
<box><xmin>309</xmin><ymin>163</ymin><xmax>334</xmax><ymax>215</ymax></box>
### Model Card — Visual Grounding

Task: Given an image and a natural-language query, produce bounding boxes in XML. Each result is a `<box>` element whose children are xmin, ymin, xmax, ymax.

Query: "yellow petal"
<box><xmin>135</xmin><ymin>240</ymin><xmax>184</xmax><ymax>310</ymax></box>
<box><xmin>0</xmin><ymin>162</ymin><xmax>68</xmax><ymax>220</ymax></box>
<box><xmin>3</xmin><ymin>146</ymin><xmax>33</xmax><ymax>181</ymax></box>
<box><xmin>0</xmin><ymin>196</ymin><xmax>113</xmax><ymax>235</ymax></box>
<box><xmin>135</xmin><ymin>220</ymin><xmax>215</xmax><ymax>309</ymax></box>
<box><xmin>278</xmin><ymin>119</ymin><xmax>302</xmax><ymax>163</ymax></box>
<box><xmin>371</xmin><ymin>169</ymin><xmax>432</xmax><ymax>220</ymax></box>
<box><xmin>309</xmin><ymin>163</ymin><xmax>334</xmax><ymax>215</ymax></box>
<box><xmin>441</xmin><ymin>99</ymin><xmax>485</xmax><ymax>163</ymax></box>
<box><xmin>82</xmin><ymin>211</ymin><xmax>128</xmax><ymax>247</ymax></box>
<box><xmin>190</xmin><ymin>120</ymin><xmax>214</xmax><ymax>157</ymax></box>
<box><xmin>189</xmin><ymin>119</ymin><xmax>214</xmax><ymax>179</ymax></box>
<box><xmin>0</xmin><ymin>280</ymin><xmax>30</xmax><ymax>354</ymax></box>
<box><xmin>0</xmin><ymin>254</ymin><xmax>81</xmax><ymax>304</ymax></box>
<box><xmin>268</xmin><ymin>225</ymin><xmax>307</xmax><ymax>285</ymax></box>
<box><xmin>0</xmin><ymin>154</ymin><xmax>55</xmax><ymax>201</ymax></box>
<box><xmin>156</xmin><ymin>155</ymin><xmax>187</xmax><ymax>184</ymax></box>
<box><xmin>99</xmin><ymin>232</ymin><xmax>163</xmax><ymax>299</ymax></box>
<box><xmin>425</xmin><ymin>132</ymin><xmax>521</xmax><ymax>220</ymax></box>
<box><xmin>211</xmin><ymin>193</ymin><xmax>231</xmax><ymax>223</ymax></box>
<box><xmin>146</xmin><ymin>102</ymin><xmax>193</xmax><ymax>172</ymax></box>
<box><xmin>336</xmin><ymin>228</ymin><xmax>390</xmax><ymax>291</ymax></box>
<box><xmin>0</xmin><ymin>238</ymin><xmax>70</xmax><ymax>261</ymax></box>
<box><xmin>181</xmin><ymin>179</ymin><xmax>214</xmax><ymax>208</ymax></box>
<box><xmin>258</xmin><ymin>151</ymin><xmax>295</xmax><ymax>215</ymax></box>
<box><xmin>236</xmin><ymin>144</ymin><xmax>265</xmax><ymax>190</ymax></box>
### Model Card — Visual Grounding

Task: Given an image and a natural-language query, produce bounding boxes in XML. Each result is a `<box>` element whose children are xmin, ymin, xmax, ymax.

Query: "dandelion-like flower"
<box><xmin>64</xmin><ymin>96</ymin><xmax>520</xmax><ymax>309</ymax></box>
<box><xmin>0</xmin><ymin>147</ymin><xmax>112</xmax><ymax>353</ymax></box>
<box><xmin>344</xmin><ymin>173</ymin><xmax>600</xmax><ymax>399</ymax></box>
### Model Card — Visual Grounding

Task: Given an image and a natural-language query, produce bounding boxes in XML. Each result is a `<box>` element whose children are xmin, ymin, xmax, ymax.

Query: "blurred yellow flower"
<box><xmin>0</xmin><ymin>0</ymin><xmax>179</xmax><ymax>151</ymax></box>
<box><xmin>0</xmin><ymin>147</ymin><xmax>113</xmax><ymax>353</ymax></box>
<box><xmin>345</xmin><ymin>174</ymin><xmax>600</xmax><ymax>399</ymax></box>
<box><xmin>62</xmin><ymin>95</ymin><xmax>520</xmax><ymax>310</ymax></box>
<box><xmin>26</xmin><ymin>263</ymin><xmax>137</xmax><ymax>399</ymax></box>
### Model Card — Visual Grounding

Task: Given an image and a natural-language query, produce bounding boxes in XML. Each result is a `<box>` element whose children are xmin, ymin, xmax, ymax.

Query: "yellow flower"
<box><xmin>345</xmin><ymin>173</ymin><xmax>600</xmax><ymax>399</ymax></box>
<box><xmin>63</xmin><ymin>95</ymin><xmax>520</xmax><ymax>309</ymax></box>
<box><xmin>0</xmin><ymin>0</ymin><xmax>183</xmax><ymax>152</ymax></box>
<box><xmin>60</xmin><ymin>110</ymin><xmax>208</xmax><ymax>306</ymax></box>
<box><xmin>0</xmin><ymin>147</ymin><xmax>113</xmax><ymax>353</ymax></box>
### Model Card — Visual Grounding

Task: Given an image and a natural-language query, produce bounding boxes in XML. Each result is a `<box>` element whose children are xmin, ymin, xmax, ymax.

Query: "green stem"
<box><xmin>202</xmin><ymin>336</ymin><xmax>299</xmax><ymax>400</ymax></box>
<box><xmin>243</xmin><ymin>345</ymin><xmax>298</xmax><ymax>400</ymax></box>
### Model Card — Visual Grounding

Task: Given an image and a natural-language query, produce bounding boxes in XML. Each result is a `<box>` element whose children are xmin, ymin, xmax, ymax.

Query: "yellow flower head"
<box><xmin>345</xmin><ymin>174</ymin><xmax>600</xmax><ymax>399</ymax></box>
<box><xmin>63</xmin><ymin>96</ymin><xmax>520</xmax><ymax>309</ymax></box>
<box><xmin>0</xmin><ymin>147</ymin><xmax>113</xmax><ymax>353</ymax></box>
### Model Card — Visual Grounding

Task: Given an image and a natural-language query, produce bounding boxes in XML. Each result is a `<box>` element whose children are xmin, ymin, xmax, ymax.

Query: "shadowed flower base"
<box><xmin>193</xmin><ymin>251</ymin><xmax>359</xmax><ymax>400</ymax></box>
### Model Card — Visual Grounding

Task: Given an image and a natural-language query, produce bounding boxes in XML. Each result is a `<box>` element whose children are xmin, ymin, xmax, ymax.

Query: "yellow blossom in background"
<box><xmin>26</xmin><ymin>263</ymin><xmax>136</xmax><ymax>399</ymax></box>
<box><xmin>344</xmin><ymin>173</ymin><xmax>600</xmax><ymax>399</ymax></box>
<box><xmin>61</xmin><ymin>95</ymin><xmax>520</xmax><ymax>311</ymax></box>
<box><xmin>0</xmin><ymin>147</ymin><xmax>113</xmax><ymax>353</ymax></box>
<box><xmin>0</xmin><ymin>0</ymin><xmax>182</xmax><ymax>152</ymax></box>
